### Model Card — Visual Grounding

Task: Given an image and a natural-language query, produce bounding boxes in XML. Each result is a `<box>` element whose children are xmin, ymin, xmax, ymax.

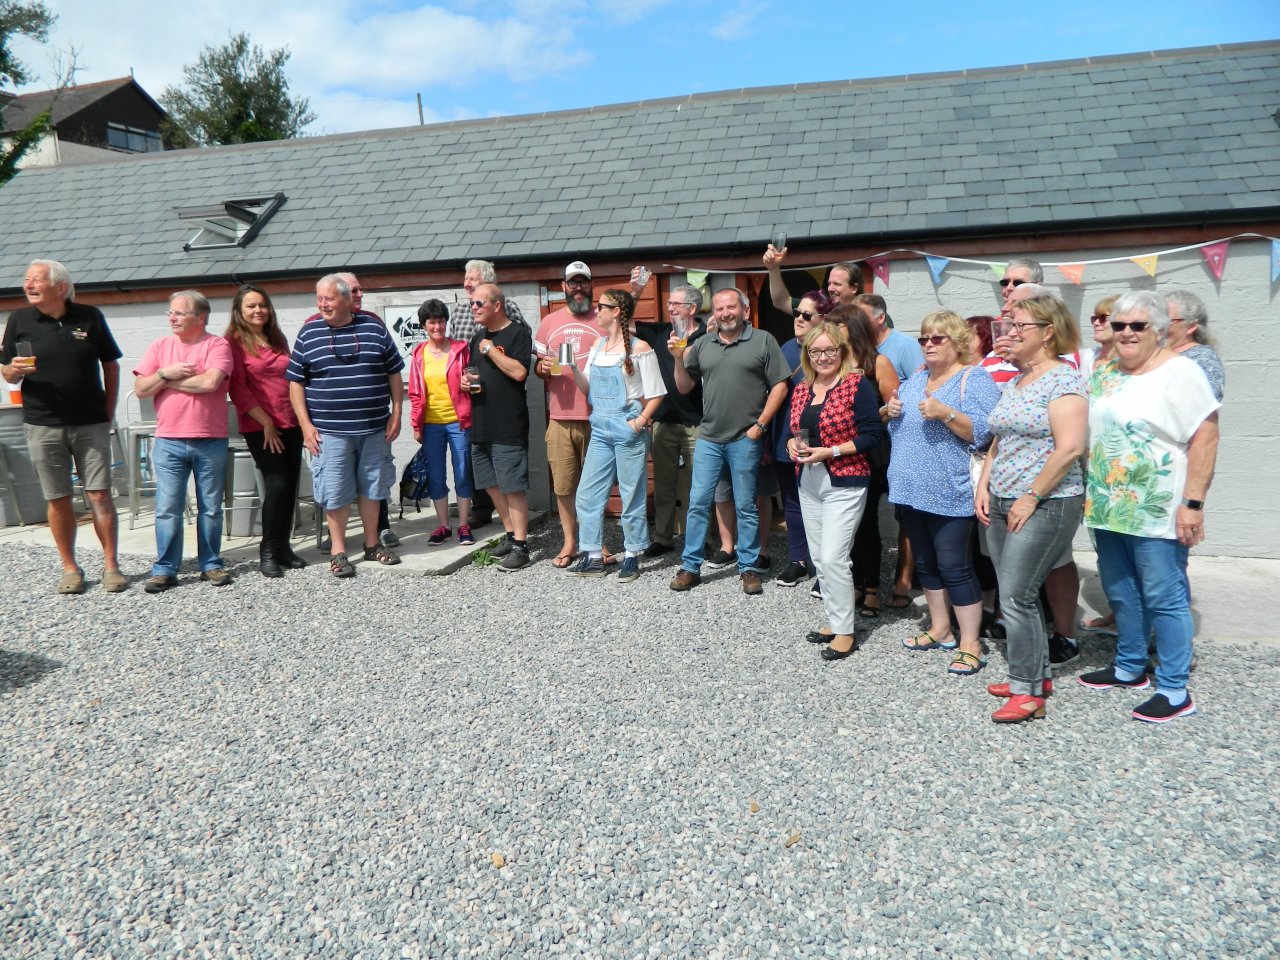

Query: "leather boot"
<box><xmin>278</xmin><ymin>541</ymin><xmax>308</xmax><ymax>569</ymax></box>
<box><xmin>259</xmin><ymin>542</ymin><xmax>284</xmax><ymax>578</ymax></box>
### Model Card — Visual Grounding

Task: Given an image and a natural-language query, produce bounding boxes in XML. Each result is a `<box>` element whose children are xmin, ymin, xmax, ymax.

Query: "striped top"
<box><xmin>285</xmin><ymin>314</ymin><xmax>405</xmax><ymax>435</ymax></box>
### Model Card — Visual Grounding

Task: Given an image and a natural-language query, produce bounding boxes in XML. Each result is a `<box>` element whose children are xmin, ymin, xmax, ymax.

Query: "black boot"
<box><xmin>278</xmin><ymin>541</ymin><xmax>308</xmax><ymax>569</ymax></box>
<box><xmin>259</xmin><ymin>542</ymin><xmax>284</xmax><ymax>578</ymax></box>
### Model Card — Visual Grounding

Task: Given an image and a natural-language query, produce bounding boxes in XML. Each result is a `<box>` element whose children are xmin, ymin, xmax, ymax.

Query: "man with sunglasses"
<box><xmin>287</xmin><ymin>275</ymin><xmax>405</xmax><ymax>577</ymax></box>
<box><xmin>533</xmin><ymin>261</ymin><xmax>604</xmax><ymax>568</ymax></box>
<box><xmin>133</xmin><ymin>290</ymin><xmax>235</xmax><ymax>592</ymax></box>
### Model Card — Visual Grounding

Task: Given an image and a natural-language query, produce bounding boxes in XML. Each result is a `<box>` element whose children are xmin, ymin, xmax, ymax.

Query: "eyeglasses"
<box><xmin>469</xmin><ymin>299</ymin><xmax>493</xmax><ymax>310</ymax></box>
<box><xmin>565</xmin><ymin>279</ymin><xmax>591</xmax><ymax>288</ymax></box>
<box><xmin>1089</xmin><ymin>314</ymin><xmax>1111</xmax><ymax>324</ymax></box>
<box><xmin>1110</xmin><ymin>320</ymin><xmax>1150</xmax><ymax>333</ymax></box>
<box><xmin>1009</xmin><ymin>321</ymin><xmax>1049</xmax><ymax>334</ymax></box>
<box><xmin>666</xmin><ymin>300</ymin><xmax>695</xmax><ymax>309</ymax></box>
<box><xmin>916</xmin><ymin>334</ymin><xmax>950</xmax><ymax>346</ymax></box>
<box><xmin>596</xmin><ymin>301</ymin><xmax>617</xmax><ymax>311</ymax></box>
<box><xmin>793</xmin><ymin>310</ymin><xmax>817</xmax><ymax>322</ymax></box>
<box><xmin>999</xmin><ymin>278</ymin><xmax>1027</xmax><ymax>289</ymax></box>
<box><xmin>807</xmin><ymin>347</ymin><xmax>840</xmax><ymax>359</ymax></box>
<box><xmin>167</xmin><ymin>310</ymin><xmax>197</xmax><ymax>319</ymax></box>
<box><xmin>329</xmin><ymin>328</ymin><xmax>362</xmax><ymax>363</ymax></box>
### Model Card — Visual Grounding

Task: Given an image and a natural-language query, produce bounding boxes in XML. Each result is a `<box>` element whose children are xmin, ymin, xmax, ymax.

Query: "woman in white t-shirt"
<box><xmin>568</xmin><ymin>290</ymin><xmax>666</xmax><ymax>582</ymax></box>
<box><xmin>1078</xmin><ymin>291</ymin><xmax>1220</xmax><ymax>724</ymax></box>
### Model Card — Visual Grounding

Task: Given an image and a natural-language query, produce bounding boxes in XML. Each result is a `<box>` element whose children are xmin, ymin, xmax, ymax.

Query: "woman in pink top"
<box><xmin>407</xmin><ymin>299</ymin><xmax>474</xmax><ymax>546</ymax></box>
<box><xmin>225</xmin><ymin>285</ymin><xmax>305</xmax><ymax>577</ymax></box>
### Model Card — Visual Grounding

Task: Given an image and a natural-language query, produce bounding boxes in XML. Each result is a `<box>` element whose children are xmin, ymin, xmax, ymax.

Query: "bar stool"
<box><xmin>120</xmin><ymin>391</ymin><xmax>158</xmax><ymax>529</ymax></box>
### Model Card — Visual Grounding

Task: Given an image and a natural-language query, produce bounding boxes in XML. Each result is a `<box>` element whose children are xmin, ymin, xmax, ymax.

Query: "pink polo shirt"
<box><xmin>134</xmin><ymin>333</ymin><xmax>234</xmax><ymax>439</ymax></box>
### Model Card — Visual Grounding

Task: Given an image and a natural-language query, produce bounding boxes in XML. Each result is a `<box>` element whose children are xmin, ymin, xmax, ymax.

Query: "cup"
<box><xmin>16</xmin><ymin>340</ymin><xmax>35</xmax><ymax>373</ymax></box>
<box><xmin>990</xmin><ymin>320</ymin><xmax>1014</xmax><ymax>357</ymax></box>
<box><xmin>553</xmin><ymin>342</ymin><xmax>574</xmax><ymax>375</ymax></box>
<box><xmin>465</xmin><ymin>364</ymin><xmax>482</xmax><ymax>394</ymax></box>
<box><xmin>794</xmin><ymin>428</ymin><xmax>811</xmax><ymax>456</ymax></box>
<box><xmin>672</xmin><ymin>316</ymin><xmax>688</xmax><ymax>349</ymax></box>
<box><xmin>632</xmin><ymin>265</ymin><xmax>651</xmax><ymax>291</ymax></box>
<box><xmin>772</xmin><ymin>230</ymin><xmax>787</xmax><ymax>253</ymax></box>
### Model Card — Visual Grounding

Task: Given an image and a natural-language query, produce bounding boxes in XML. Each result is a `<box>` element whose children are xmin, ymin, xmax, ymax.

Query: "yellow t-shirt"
<box><xmin>422</xmin><ymin>350</ymin><xmax>458</xmax><ymax>425</ymax></box>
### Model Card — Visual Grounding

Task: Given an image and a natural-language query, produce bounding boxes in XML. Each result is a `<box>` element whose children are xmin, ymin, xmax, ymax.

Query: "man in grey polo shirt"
<box><xmin>668</xmin><ymin>287</ymin><xmax>790</xmax><ymax>595</ymax></box>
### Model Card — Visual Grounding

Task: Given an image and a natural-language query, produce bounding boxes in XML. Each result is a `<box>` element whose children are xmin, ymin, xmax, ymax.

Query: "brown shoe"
<box><xmin>669</xmin><ymin>569</ymin><xmax>702</xmax><ymax>591</ymax></box>
<box><xmin>741</xmin><ymin>571</ymin><xmax>764</xmax><ymax>595</ymax></box>
<box><xmin>101</xmin><ymin>570</ymin><xmax>129</xmax><ymax>593</ymax></box>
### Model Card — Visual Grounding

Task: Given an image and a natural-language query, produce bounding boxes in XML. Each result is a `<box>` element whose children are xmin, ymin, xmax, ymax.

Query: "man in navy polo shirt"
<box><xmin>0</xmin><ymin>260</ymin><xmax>127</xmax><ymax>594</ymax></box>
<box><xmin>287</xmin><ymin>275</ymin><xmax>404</xmax><ymax>577</ymax></box>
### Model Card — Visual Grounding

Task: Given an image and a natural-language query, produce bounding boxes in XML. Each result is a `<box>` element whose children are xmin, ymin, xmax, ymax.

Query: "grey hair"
<box><xmin>1006</xmin><ymin>257</ymin><xmax>1044</xmax><ymax>282</ymax></box>
<box><xmin>713</xmin><ymin>286</ymin><xmax>750</xmax><ymax>310</ymax></box>
<box><xmin>1164</xmin><ymin>289</ymin><xmax>1213</xmax><ymax>346</ymax></box>
<box><xmin>29</xmin><ymin>259</ymin><xmax>75</xmax><ymax>300</ymax></box>
<box><xmin>464</xmin><ymin>259</ymin><xmax>498</xmax><ymax>283</ymax></box>
<box><xmin>317</xmin><ymin>274</ymin><xmax>352</xmax><ymax>300</ymax></box>
<box><xmin>671</xmin><ymin>283</ymin><xmax>702</xmax><ymax>308</ymax></box>
<box><xmin>1112</xmin><ymin>291</ymin><xmax>1171</xmax><ymax>344</ymax></box>
<box><xmin>169</xmin><ymin>290</ymin><xmax>210</xmax><ymax>317</ymax></box>
<box><xmin>336</xmin><ymin>271</ymin><xmax>359</xmax><ymax>286</ymax></box>
<box><xmin>854</xmin><ymin>293</ymin><xmax>886</xmax><ymax>317</ymax></box>
<box><xmin>1010</xmin><ymin>282</ymin><xmax>1052</xmax><ymax>298</ymax></box>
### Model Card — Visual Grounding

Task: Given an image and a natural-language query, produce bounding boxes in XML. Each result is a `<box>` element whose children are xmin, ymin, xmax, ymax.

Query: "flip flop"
<box><xmin>887</xmin><ymin>593</ymin><xmax>912</xmax><ymax>609</ymax></box>
<box><xmin>948</xmin><ymin>650</ymin><xmax>988</xmax><ymax>676</ymax></box>
<box><xmin>601</xmin><ymin>549</ymin><xmax>619</xmax><ymax>566</ymax></box>
<box><xmin>551</xmin><ymin>553</ymin><xmax>576</xmax><ymax>569</ymax></box>
<box><xmin>859</xmin><ymin>595</ymin><xmax>881</xmax><ymax>618</ymax></box>
<box><xmin>901</xmin><ymin>630</ymin><xmax>941</xmax><ymax>651</ymax></box>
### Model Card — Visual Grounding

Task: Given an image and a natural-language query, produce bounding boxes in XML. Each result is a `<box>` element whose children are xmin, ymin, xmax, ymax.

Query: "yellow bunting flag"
<box><xmin>1057</xmin><ymin>264</ymin><xmax>1085</xmax><ymax>285</ymax></box>
<box><xmin>988</xmin><ymin>263</ymin><xmax>1006</xmax><ymax>278</ymax></box>
<box><xmin>1130</xmin><ymin>254</ymin><xmax>1159</xmax><ymax>277</ymax></box>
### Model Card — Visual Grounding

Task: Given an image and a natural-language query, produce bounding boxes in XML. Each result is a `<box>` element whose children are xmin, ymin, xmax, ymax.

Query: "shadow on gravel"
<box><xmin>0</xmin><ymin>649</ymin><xmax>65</xmax><ymax>695</ymax></box>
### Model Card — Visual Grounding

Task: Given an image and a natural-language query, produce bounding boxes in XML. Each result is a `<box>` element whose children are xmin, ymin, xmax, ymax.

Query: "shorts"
<box><xmin>714</xmin><ymin>458</ymin><xmax>776</xmax><ymax>502</ymax></box>
<box><xmin>472</xmin><ymin>442</ymin><xmax>529</xmax><ymax>495</ymax></box>
<box><xmin>311</xmin><ymin>430</ymin><xmax>395</xmax><ymax>510</ymax></box>
<box><xmin>25</xmin><ymin>421</ymin><xmax>113</xmax><ymax>501</ymax></box>
<box><xmin>545</xmin><ymin>419</ymin><xmax>590</xmax><ymax>497</ymax></box>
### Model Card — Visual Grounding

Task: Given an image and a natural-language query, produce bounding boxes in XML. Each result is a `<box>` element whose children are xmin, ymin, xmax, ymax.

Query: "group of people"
<box><xmin>1</xmin><ymin>252</ymin><xmax>1222</xmax><ymax>723</ymax></box>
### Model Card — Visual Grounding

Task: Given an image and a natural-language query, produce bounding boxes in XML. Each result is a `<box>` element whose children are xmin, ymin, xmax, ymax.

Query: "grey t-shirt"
<box><xmin>683</xmin><ymin>324</ymin><xmax>790</xmax><ymax>443</ymax></box>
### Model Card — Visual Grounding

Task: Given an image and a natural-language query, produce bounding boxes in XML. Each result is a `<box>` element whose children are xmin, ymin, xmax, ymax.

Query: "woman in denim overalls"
<box><xmin>568</xmin><ymin>290</ymin><xmax>666</xmax><ymax>581</ymax></box>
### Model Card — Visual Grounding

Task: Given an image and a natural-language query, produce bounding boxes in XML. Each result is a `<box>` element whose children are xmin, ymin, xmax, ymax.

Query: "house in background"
<box><xmin>0</xmin><ymin>41</ymin><xmax>1277</xmax><ymax>555</ymax></box>
<box><xmin>0</xmin><ymin>76</ymin><xmax>167</xmax><ymax>168</ymax></box>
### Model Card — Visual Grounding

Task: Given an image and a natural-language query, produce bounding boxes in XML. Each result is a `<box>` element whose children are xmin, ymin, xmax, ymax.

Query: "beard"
<box><xmin>567</xmin><ymin>290</ymin><xmax>592</xmax><ymax>315</ymax></box>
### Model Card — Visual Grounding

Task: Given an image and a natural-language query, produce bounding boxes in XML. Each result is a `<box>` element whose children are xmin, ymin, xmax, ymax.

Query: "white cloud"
<box><xmin>710</xmin><ymin>2</ymin><xmax>763</xmax><ymax>41</ymax></box>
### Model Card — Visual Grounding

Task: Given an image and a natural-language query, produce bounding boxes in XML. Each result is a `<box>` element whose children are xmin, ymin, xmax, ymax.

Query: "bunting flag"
<box><xmin>925</xmin><ymin>255</ymin><xmax>950</xmax><ymax>285</ymax></box>
<box><xmin>1271</xmin><ymin>240</ymin><xmax>1280</xmax><ymax>284</ymax></box>
<box><xmin>1130</xmin><ymin>254</ymin><xmax>1159</xmax><ymax>277</ymax></box>
<box><xmin>867</xmin><ymin>255</ymin><xmax>891</xmax><ymax>287</ymax></box>
<box><xmin>1057</xmin><ymin>264</ymin><xmax>1085</xmax><ymax>285</ymax></box>
<box><xmin>988</xmin><ymin>263</ymin><xmax>1006</xmax><ymax>278</ymax></box>
<box><xmin>1200</xmin><ymin>240</ymin><xmax>1230</xmax><ymax>280</ymax></box>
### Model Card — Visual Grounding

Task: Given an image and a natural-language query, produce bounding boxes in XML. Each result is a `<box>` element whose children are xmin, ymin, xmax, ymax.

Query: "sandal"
<box><xmin>886</xmin><ymin>593</ymin><xmax>912</xmax><ymax>609</ymax></box>
<box><xmin>363</xmin><ymin>544</ymin><xmax>402</xmax><ymax>566</ymax></box>
<box><xmin>551</xmin><ymin>552</ymin><xmax>576</xmax><ymax>569</ymax></box>
<box><xmin>860</xmin><ymin>593</ymin><xmax>881</xmax><ymax>618</ymax></box>
<box><xmin>602</xmin><ymin>549</ymin><xmax>619</xmax><ymax>566</ymax></box>
<box><xmin>948</xmin><ymin>650</ymin><xmax>988</xmax><ymax>676</ymax></box>
<box><xmin>901</xmin><ymin>630</ymin><xmax>941</xmax><ymax>651</ymax></box>
<box><xmin>329</xmin><ymin>553</ymin><xmax>355</xmax><ymax>578</ymax></box>
<box><xmin>57</xmin><ymin>567</ymin><xmax>86</xmax><ymax>595</ymax></box>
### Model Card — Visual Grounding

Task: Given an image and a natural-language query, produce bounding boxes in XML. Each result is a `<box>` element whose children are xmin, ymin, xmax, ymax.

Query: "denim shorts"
<box><xmin>311</xmin><ymin>430</ymin><xmax>395</xmax><ymax>509</ymax></box>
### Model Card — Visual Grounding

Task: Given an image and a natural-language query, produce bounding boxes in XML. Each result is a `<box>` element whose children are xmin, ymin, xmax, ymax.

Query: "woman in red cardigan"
<box><xmin>786</xmin><ymin>321</ymin><xmax>886</xmax><ymax>661</ymax></box>
<box><xmin>407</xmin><ymin>299</ymin><xmax>474</xmax><ymax>546</ymax></box>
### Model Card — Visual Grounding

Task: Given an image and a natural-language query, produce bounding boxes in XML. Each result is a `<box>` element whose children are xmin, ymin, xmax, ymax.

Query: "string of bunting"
<box><xmin>664</xmin><ymin>232</ymin><xmax>1280</xmax><ymax>289</ymax></box>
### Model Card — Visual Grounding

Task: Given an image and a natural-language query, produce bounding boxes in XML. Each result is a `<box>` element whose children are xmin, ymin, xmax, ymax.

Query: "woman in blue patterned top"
<box><xmin>975</xmin><ymin>293</ymin><xmax>1087</xmax><ymax>722</ymax></box>
<box><xmin>884</xmin><ymin>310</ymin><xmax>1001</xmax><ymax>673</ymax></box>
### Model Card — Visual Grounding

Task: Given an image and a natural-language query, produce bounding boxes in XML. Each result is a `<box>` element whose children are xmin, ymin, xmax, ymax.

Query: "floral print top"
<box><xmin>1084</xmin><ymin>356</ymin><xmax>1219</xmax><ymax>540</ymax></box>
<box><xmin>988</xmin><ymin>363</ymin><xmax>1086</xmax><ymax>499</ymax></box>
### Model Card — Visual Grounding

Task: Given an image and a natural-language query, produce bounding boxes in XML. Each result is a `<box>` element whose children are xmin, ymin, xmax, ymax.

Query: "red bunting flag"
<box><xmin>1057</xmin><ymin>264</ymin><xmax>1085</xmax><ymax>285</ymax></box>
<box><xmin>1200</xmin><ymin>240</ymin><xmax>1230</xmax><ymax>281</ymax></box>
<box><xmin>866</xmin><ymin>255</ymin><xmax>891</xmax><ymax>288</ymax></box>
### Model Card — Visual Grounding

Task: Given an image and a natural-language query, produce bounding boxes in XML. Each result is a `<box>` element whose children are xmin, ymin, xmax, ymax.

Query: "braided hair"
<box><xmin>605</xmin><ymin>289</ymin><xmax>637</xmax><ymax>377</ymax></box>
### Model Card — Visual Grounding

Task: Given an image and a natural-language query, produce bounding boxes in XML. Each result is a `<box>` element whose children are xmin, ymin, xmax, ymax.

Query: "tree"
<box><xmin>0</xmin><ymin>0</ymin><xmax>56</xmax><ymax>183</ymax></box>
<box><xmin>160</xmin><ymin>33</ymin><xmax>315</xmax><ymax>148</ymax></box>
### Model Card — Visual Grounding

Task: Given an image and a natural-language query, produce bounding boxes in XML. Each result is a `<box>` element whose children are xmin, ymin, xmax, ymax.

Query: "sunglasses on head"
<box><xmin>916</xmin><ymin>334</ymin><xmax>949</xmax><ymax>346</ymax></box>
<box><xmin>999</xmin><ymin>278</ymin><xmax>1027</xmax><ymax>289</ymax></box>
<box><xmin>793</xmin><ymin>310</ymin><xmax>816</xmax><ymax>321</ymax></box>
<box><xmin>1110</xmin><ymin>320</ymin><xmax>1150</xmax><ymax>333</ymax></box>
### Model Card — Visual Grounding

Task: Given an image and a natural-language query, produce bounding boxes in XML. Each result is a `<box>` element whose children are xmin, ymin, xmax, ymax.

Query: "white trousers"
<box><xmin>799</xmin><ymin>465</ymin><xmax>868</xmax><ymax>636</ymax></box>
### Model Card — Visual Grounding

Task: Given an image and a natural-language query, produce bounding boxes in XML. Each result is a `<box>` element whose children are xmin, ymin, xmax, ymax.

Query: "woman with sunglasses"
<box><xmin>772</xmin><ymin>290</ymin><xmax>833</xmax><ymax>589</ymax></box>
<box><xmin>974</xmin><ymin>293</ymin><xmax>1087</xmax><ymax>722</ymax></box>
<box><xmin>407</xmin><ymin>298</ymin><xmax>474</xmax><ymax>547</ymax></box>
<box><xmin>1077</xmin><ymin>292</ymin><xmax>1219</xmax><ymax>723</ymax></box>
<box><xmin>1164</xmin><ymin>290</ymin><xmax>1225</xmax><ymax>402</ymax></box>
<box><xmin>225</xmin><ymin>285</ymin><xmax>307</xmax><ymax>577</ymax></box>
<box><xmin>883</xmin><ymin>310</ymin><xmax>1001</xmax><ymax>674</ymax></box>
<box><xmin>786</xmin><ymin>321</ymin><xmax>885</xmax><ymax>660</ymax></box>
<box><xmin>567</xmin><ymin>290</ymin><xmax>665</xmax><ymax>581</ymax></box>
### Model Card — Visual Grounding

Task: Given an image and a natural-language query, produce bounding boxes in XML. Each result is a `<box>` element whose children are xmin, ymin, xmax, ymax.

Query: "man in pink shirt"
<box><xmin>133</xmin><ymin>290</ymin><xmax>234</xmax><ymax>592</ymax></box>
<box><xmin>533</xmin><ymin>261</ymin><xmax>603</xmax><ymax>566</ymax></box>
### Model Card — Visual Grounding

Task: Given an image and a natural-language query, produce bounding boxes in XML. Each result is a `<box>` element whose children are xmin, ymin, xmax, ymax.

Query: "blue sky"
<box><xmin>16</xmin><ymin>1</ymin><xmax>1280</xmax><ymax>135</ymax></box>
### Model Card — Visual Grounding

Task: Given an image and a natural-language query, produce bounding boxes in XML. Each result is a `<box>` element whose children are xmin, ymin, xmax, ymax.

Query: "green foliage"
<box><xmin>159</xmin><ymin>32</ymin><xmax>315</xmax><ymax>148</ymax></box>
<box><xmin>0</xmin><ymin>1</ymin><xmax>55</xmax><ymax>184</ymax></box>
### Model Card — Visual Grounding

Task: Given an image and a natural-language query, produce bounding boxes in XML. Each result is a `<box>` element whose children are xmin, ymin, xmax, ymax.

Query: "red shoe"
<box><xmin>987</xmin><ymin>679</ymin><xmax>1054</xmax><ymax>699</ymax></box>
<box><xmin>992</xmin><ymin>695</ymin><xmax>1046</xmax><ymax>723</ymax></box>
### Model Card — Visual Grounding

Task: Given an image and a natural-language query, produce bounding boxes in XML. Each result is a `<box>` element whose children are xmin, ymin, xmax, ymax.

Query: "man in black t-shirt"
<box><xmin>463</xmin><ymin>283</ymin><xmax>534</xmax><ymax>571</ymax></box>
<box><xmin>0</xmin><ymin>260</ymin><xmax>127</xmax><ymax>594</ymax></box>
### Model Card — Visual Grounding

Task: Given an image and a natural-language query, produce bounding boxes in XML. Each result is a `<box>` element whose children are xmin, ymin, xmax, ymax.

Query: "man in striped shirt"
<box><xmin>287</xmin><ymin>275</ymin><xmax>405</xmax><ymax>577</ymax></box>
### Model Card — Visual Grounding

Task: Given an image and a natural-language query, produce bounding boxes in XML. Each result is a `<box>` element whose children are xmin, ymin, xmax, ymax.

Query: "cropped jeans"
<box><xmin>986</xmin><ymin>494</ymin><xmax>1084</xmax><ymax>695</ymax></box>
<box><xmin>680</xmin><ymin>434</ymin><xmax>761</xmax><ymax>575</ymax></box>
<box><xmin>151</xmin><ymin>437</ymin><xmax>228</xmax><ymax>577</ymax></box>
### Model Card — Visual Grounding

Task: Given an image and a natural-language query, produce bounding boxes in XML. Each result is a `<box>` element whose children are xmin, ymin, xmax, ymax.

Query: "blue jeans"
<box><xmin>151</xmin><ymin>437</ymin><xmax>228</xmax><ymax>576</ymax></box>
<box><xmin>422</xmin><ymin>421</ymin><xmax>473</xmax><ymax>502</ymax></box>
<box><xmin>1095</xmin><ymin>529</ymin><xmax>1194</xmax><ymax>691</ymax></box>
<box><xmin>899</xmin><ymin>506</ymin><xmax>981</xmax><ymax>606</ymax></box>
<box><xmin>681</xmin><ymin>434</ymin><xmax>761</xmax><ymax>574</ymax></box>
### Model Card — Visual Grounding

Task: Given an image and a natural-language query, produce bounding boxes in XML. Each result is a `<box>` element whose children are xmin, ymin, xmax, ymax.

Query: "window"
<box><xmin>106</xmin><ymin>122</ymin><xmax>163</xmax><ymax>153</ymax></box>
<box><xmin>175</xmin><ymin>193</ymin><xmax>287</xmax><ymax>251</ymax></box>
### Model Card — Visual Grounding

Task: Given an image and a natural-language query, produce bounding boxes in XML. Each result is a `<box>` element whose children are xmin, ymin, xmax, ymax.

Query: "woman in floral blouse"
<box><xmin>1078</xmin><ymin>291</ymin><xmax>1220</xmax><ymax>724</ymax></box>
<box><xmin>975</xmin><ymin>293</ymin><xmax>1087</xmax><ymax>723</ymax></box>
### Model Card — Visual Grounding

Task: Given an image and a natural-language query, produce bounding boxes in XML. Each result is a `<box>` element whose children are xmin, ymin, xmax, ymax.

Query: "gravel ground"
<box><xmin>3</xmin><ymin>525</ymin><xmax>1279</xmax><ymax>959</ymax></box>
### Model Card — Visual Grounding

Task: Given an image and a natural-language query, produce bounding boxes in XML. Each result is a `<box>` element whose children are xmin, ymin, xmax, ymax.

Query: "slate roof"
<box><xmin>0</xmin><ymin>77</ymin><xmax>155</xmax><ymax>134</ymax></box>
<box><xmin>0</xmin><ymin>41</ymin><xmax>1277</xmax><ymax>293</ymax></box>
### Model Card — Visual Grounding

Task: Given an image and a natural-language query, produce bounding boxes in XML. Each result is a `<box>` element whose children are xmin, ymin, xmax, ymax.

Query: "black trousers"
<box><xmin>244</xmin><ymin>426</ymin><xmax>303</xmax><ymax>551</ymax></box>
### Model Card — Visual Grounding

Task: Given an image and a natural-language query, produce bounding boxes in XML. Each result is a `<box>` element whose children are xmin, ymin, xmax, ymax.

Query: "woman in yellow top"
<box><xmin>407</xmin><ymin>299</ymin><xmax>474</xmax><ymax>545</ymax></box>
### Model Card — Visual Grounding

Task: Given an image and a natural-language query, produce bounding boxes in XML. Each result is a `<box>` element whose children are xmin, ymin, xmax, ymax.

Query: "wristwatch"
<box><xmin>1181</xmin><ymin>498</ymin><xmax>1204</xmax><ymax>510</ymax></box>
<box><xmin>755</xmin><ymin>420</ymin><xmax>767</xmax><ymax>432</ymax></box>
<box><xmin>945</xmin><ymin>409</ymin><xmax>957</xmax><ymax>424</ymax></box>
<box><xmin>480</xmin><ymin>343</ymin><xmax>492</xmax><ymax>355</ymax></box>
